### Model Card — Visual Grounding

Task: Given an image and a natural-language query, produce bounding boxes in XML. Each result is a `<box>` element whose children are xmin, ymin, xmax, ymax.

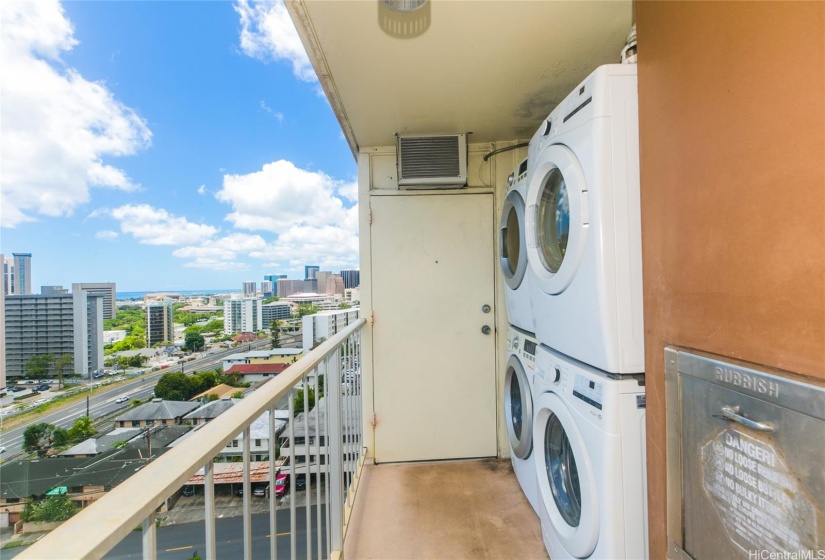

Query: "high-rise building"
<box><xmin>146</xmin><ymin>299</ymin><xmax>174</xmax><ymax>346</ymax></box>
<box><xmin>316</xmin><ymin>271</ymin><xmax>333</xmax><ymax>294</ymax></box>
<box><xmin>12</xmin><ymin>253</ymin><xmax>32</xmax><ymax>295</ymax></box>
<box><xmin>276</xmin><ymin>279</ymin><xmax>305</xmax><ymax>298</ymax></box>
<box><xmin>339</xmin><ymin>270</ymin><xmax>360</xmax><ymax>289</ymax></box>
<box><xmin>260</xmin><ymin>281</ymin><xmax>274</xmax><ymax>297</ymax></box>
<box><xmin>223</xmin><ymin>297</ymin><xmax>264</xmax><ymax>334</ymax></box>
<box><xmin>1</xmin><ymin>254</ymin><xmax>14</xmax><ymax>295</ymax></box>
<box><xmin>325</xmin><ymin>275</ymin><xmax>345</xmax><ymax>296</ymax></box>
<box><xmin>304</xmin><ymin>265</ymin><xmax>320</xmax><ymax>280</ymax></box>
<box><xmin>242</xmin><ymin>281</ymin><xmax>257</xmax><ymax>296</ymax></box>
<box><xmin>4</xmin><ymin>291</ymin><xmax>104</xmax><ymax>378</ymax></box>
<box><xmin>72</xmin><ymin>282</ymin><xmax>116</xmax><ymax>320</ymax></box>
<box><xmin>263</xmin><ymin>274</ymin><xmax>287</xmax><ymax>296</ymax></box>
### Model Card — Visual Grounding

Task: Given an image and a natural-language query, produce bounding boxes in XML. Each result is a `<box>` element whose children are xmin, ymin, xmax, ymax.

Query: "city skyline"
<box><xmin>0</xmin><ymin>1</ymin><xmax>359</xmax><ymax>292</ymax></box>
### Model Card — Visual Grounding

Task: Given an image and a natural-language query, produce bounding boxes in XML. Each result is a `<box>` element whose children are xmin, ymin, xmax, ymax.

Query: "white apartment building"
<box><xmin>223</xmin><ymin>297</ymin><xmax>263</xmax><ymax>334</ymax></box>
<box><xmin>4</xmin><ymin>290</ymin><xmax>104</xmax><ymax>378</ymax></box>
<box><xmin>72</xmin><ymin>282</ymin><xmax>116</xmax><ymax>320</ymax></box>
<box><xmin>302</xmin><ymin>308</ymin><xmax>360</xmax><ymax>352</ymax></box>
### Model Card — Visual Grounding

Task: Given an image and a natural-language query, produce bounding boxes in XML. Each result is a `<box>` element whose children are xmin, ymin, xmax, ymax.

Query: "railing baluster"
<box><xmin>205</xmin><ymin>459</ymin><xmax>216</xmax><ymax>560</ymax></box>
<box><xmin>325</xmin><ymin>355</ymin><xmax>333</xmax><ymax>558</ymax></box>
<box><xmin>328</xmin><ymin>347</ymin><xmax>344</xmax><ymax>553</ymax></box>
<box><xmin>142</xmin><ymin>511</ymin><xmax>156</xmax><ymax>560</ymax></box>
<box><xmin>315</xmin><ymin>362</ymin><xmax>323</xmax><ymax>557</ymax></box>
<box><xmin>269</xmin><ymin>407</ymin><xmax>278</xmax><ymax>560</ymax></box>
<box><xmin>304</xmin><ymin>374</ymin><xmax>313</xmax><ymax>559</ymax></box>
<box><xmin>289</xmin><ymin>387</ymin><xmax>297</xmax><ymax>559</ymax></box>
<box><xmin>243</xmin><ymin>426</ymin><xmax>251</xmax><ymax>560</ymax></box>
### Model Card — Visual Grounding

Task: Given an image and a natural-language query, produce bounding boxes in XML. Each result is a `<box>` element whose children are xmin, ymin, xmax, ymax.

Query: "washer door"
<box><xmin>500</xmin><ymin>189</ymin><xmax>528</xmax><ymax>290</ymax></box>
<box><xmin>504</xmin><ymin>354</ymin><xmax>533</xmax><ymax>459</ymax></box>
<box><xmin>534</xmin><ymin>391</ymin><xmax>599</xmax><ymax>558</ymax></box>
<box><xmin>525</xmin><ymin>144</ymin><xmax>588</xmax><ymax>295</ymax></box>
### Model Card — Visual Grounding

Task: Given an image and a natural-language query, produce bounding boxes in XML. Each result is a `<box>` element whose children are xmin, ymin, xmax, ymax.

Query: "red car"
<box><xmin>274</xmin><ymin>473</ymin><xmax>289</xmax><ymax>497</ymax></box>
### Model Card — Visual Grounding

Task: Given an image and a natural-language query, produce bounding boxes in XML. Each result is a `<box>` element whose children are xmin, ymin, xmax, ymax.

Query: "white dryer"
<box><xmin>532</xmin><ymin>343</ymin><xmax>648</xmax><ymax>560</ymax></box>
<box><xmin>499</xmin><ymin>157</ymin><xmax>535</xmax><ymax>334</ymax></box>
<box><xmin>504</xmin><ymin>325</ymin><xmax>540</xmax><ymax>516</ymax></box>
<box><xmin>525</xmin><ymin>64</ymin><xmax>643</xmax><ymax>374</ymax></box>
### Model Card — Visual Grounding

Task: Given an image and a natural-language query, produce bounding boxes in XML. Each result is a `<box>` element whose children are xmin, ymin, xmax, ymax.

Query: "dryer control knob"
<box><xmin>553</xmin><ymin>367</ymin><xmax>561</xmax><ymax>384</ymax></box>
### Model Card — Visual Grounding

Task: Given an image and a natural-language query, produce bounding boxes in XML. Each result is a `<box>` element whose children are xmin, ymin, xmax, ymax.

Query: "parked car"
<box><xmin>32</xmin><ymin>399</ymin><xmax>49</xmax><ymax>406</ymax></box>
<box><xmin>182</xmin><ymin>485</ymin><xmax>195</xmax><ymax>497</ymax></box>
<box><xmin>34</xmin><ymin>384</ymin><xmax>50</xmax><ymax>392</ymax></box>
<box><xmin>275</xmin><ymin>473</ymin><xmax>290</xmax><ymax>497</ymax></box>
<box><xmin>7</xmin><ymin>386</ymin><xmax>25</xmax><ymax>393</ymax></box>
<box><xmin>253</xmin><ymin>485</ymin><xmax>268</xmax><ymax>497</ymax></box>
<box><xmin>295</xmin><ymin>473</ymin><xmax>307</xmax><ymax>491</ymax></box>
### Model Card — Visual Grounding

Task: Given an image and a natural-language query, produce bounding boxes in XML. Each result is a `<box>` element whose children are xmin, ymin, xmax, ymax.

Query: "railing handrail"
<box><xmin>19</xmin><ymin>318</ymin><xmax>366</xmax><ymax>560</ymax></box>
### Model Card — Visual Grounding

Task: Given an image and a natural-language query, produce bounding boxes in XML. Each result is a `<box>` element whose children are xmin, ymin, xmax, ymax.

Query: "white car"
<box><xmin>115</xmin><ymin>396</ymin><xmax>129</xmax><ymax>404</ymax></box>
<box><xmin>32</xmin><ymin>399</ymin><xmax>49</xmax><ymax>406</ymax></box>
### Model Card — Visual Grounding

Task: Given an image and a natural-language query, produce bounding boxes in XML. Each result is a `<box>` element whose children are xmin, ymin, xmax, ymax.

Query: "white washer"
<box><xmin>532</xmin><ymin>343</ymin><xmax>648</xmax><ymax>560</ymax></box>
<box><xmin>499</xmin><ymin>158</ymin><xmax>535</xmax><ymax>334</ymax></box>
<box><xmin>525</xmin><ymin>64</ymin><xmax>643</xmax><ymax>374</ymax></box>
<box><xmin>504</xmin><ymin>325</ymin><xmax>540</xmax><ymax>516</ymax></box>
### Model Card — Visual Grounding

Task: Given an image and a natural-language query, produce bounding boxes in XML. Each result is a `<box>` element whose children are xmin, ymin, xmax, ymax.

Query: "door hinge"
<box><xmin>369</xmin><ymin>312</ymin><xmax>375</xmax><ymax>325</ymax></box>
<box><xmin>368</xmin><ymin>209</ymin><xmax>373</xmax><ymax>224</ymax></box>
<box><xmin>371</xmin><ymin>413</ymin><xmax>377</xmax><ymax>428</ymax></box>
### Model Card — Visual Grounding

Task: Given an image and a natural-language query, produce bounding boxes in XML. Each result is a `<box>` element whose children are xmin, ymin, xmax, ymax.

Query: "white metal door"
<box><xmin>371</xmin><ymin>193</ymin><xmax>497</xmax><ymax>462</ymax></box>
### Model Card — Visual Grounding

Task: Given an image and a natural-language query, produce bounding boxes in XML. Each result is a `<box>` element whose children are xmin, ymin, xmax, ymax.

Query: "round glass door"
<box><xmin>544</xmin><ymin>412</ymin><xmax>581</xmax><ymax>527</ymax></box>
<box><xmin>537</xmin><ymin>169</ymin><xmax>570</xmax><ymax>274</ymax></box>
<box><xmin>505</xmin><ymin>355</ymin><xmax>532</xmax><ymax>459</ymax></box>
<box><xmin>500</xmin><ymin>190</ymin><xmax>528</xmax><ymax>290</ymax></box>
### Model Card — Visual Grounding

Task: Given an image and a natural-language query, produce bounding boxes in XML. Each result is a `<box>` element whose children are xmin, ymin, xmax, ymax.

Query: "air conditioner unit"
<box><xmin>397</xmin><ymin>133</ymin><xmax>467</xmax><ymax>189</ymax></box>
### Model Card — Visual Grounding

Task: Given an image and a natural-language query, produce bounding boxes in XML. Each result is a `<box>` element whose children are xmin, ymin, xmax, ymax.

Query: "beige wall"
<box><xmin>636</xmin><ymin>2</ymin><xmax>825</xmax><ymax>557</ymax></box>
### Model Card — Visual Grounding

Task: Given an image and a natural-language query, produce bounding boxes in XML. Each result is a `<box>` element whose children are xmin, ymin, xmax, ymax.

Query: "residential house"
<box><xmin>115</xmin><ymin>399</ymin><xmax>199</xmax><ymax>429</ymax></box>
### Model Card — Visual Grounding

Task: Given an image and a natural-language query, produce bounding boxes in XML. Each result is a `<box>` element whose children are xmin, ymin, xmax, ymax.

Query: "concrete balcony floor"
<box><xmin>344</xmin><ymin>458</ymin><xmax>548</xmax><ymax>559</ymax></box>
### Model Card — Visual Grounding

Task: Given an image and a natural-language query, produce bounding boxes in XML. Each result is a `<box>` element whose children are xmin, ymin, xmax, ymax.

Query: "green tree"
<box><xmin>183</xmin><ymin>331</ymin><xmax>205</xmax><ymax>352</ymax></box>
<box><xmin>52</xmin><ymin>427</ymin><xmax>70</xmax><ymax>448</ymax></box>
<box><xmin>154</xmin><ymin>372</ymin><xmax>194</xmax><ymax>401</ymax></box>
<box><xmin>294</xmin><ymin>304</ymin><xmax>319</xmax><ymax>318</ymax></box>
<box><xmin>270</xmin><ymin>320</ymin><xmax>282</xmax><ymax>349</ymax></box>
<box><xmin>338</xmin><ymin>302</ymin><xmax>352</xmax><ymax>309</ymax></box>
<box><xmin>23</xmin><ymin>423</ymin><xmax>55</xmax><ymax>457</ymax></box>
<box><xmin>21</xmin><ymin>495</ymin><xmax>78</xmax><ymax>523</ymax></box>
<box><xmin>191</xmin><ymin>370</ymin><xmax>218</xmax><ymax>394</ymax></box>
<box><xmin>231</xmin><ymin>391</ymin><xmax>244</xmax><ymax>399</ymax></box>
<box><xmin>67</xmin><ymin>416</ymin><xmax>95</xmax><ymax>443</ymax></box>
<box><xmin>24</xmin><ymin>354</ymin><xmax>54</xmax><ymax>379</ymax></box>
<box><xmin>206</xmin><ymin>394</ymin><xmax>220</xmax><ymax>402</ymax></box>
<box><xmin>53</xmin><ymin>354</ymin><xmax>72</xmax><ymax>390</ymax></box>
<box><xmin>262</xmin><ymin>296</ymin><xmax>279</xmax><ymax>304</ymax></box>
<box><xmin>293</xmin><ymin>387</ymin><xmax>316</xmax><ymax>416</ymax></box>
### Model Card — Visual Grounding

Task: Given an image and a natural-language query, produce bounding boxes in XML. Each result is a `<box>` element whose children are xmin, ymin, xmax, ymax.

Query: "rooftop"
<box><xmin>116</xmin><ymin>399</ymin><xmax>200</xmax><ymax>422</ymax></box>
<box><xmin>225</xmin><ymin>363</ymin><xmax>291</xmax><ymax>376</ymax></box>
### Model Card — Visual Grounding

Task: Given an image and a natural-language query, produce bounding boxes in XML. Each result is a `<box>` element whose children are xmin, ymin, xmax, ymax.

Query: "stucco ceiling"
<box><xmin>288</xmin><ymin>0</ymin><xmax>632</xmax><ymax>153</ymax></box>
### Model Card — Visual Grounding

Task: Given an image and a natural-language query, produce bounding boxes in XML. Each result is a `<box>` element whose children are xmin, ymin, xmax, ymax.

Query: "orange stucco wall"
<box><xmin>636</xmin><ymin>2</ymin><xmax>825</xmax><ymax>557</ymax></box>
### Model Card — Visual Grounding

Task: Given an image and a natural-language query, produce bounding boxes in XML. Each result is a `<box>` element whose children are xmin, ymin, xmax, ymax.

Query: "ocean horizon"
<box><xmin>116</xmin><ymin>289</ymin><xmax>237</xmax><ymax>301</ymax></box>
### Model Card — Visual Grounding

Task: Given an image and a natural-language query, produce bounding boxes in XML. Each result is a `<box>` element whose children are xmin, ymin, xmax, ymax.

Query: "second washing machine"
<box><xmin>504</xmin><ymin>325</ymin><xmax>540</xmax><ymax>515</ymax></box>
<box><xmin>532</xmin><ymin>343</ymin><xmax>648</xmax><ymax>559</ymax></box>
<box><xmin>500</xmin><ymin>157</ymin><xmax>535</xmax><ymax>334</ymax></box>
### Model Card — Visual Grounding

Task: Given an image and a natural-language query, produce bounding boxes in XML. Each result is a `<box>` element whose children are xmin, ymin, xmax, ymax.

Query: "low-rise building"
<box><xmin>302</xmin><ymin>308</ymin><xmax>360</xmax><ymax>352</ymax></box>
<box><xmin>115</xmin><ymin>399</ymin><xmax>199</xmax><ymax>429</ymax></box>
<box><xmin>224</xmin><ymin>363</ymin><xmax>290</xmax><ymax>383</ymax></box>
<box><xmin>222</xmin><ymin>348</ymin><xmax>303</xmax><ymax>371</ymax></box>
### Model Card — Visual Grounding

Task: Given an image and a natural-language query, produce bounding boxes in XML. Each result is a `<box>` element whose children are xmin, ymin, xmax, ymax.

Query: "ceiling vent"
<box><xmin>397</xmin><ymin>134</ymin><xmax>467</xmax><ymax>189</ymax></box>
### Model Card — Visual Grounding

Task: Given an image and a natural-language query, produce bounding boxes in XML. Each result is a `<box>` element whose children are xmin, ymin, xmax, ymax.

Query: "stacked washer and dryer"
<box><xmin>500</xmin><ymin>63</ymin><xmax>649</xmax><ymax>559</ymax></box>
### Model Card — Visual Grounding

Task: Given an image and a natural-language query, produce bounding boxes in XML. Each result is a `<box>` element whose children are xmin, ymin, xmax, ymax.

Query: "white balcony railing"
<box><xmin>19</xmin><ymin>318</ymin><xmax>366</xmax><ymax>560</ymax></box>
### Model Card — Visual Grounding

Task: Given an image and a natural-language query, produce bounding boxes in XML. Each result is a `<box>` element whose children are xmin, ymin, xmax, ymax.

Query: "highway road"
<box><xmin>1</xmin><ymin>506</ymin><xmax>327</xmax><ymax>559</ymax></box>
<box><xmin>0</xmin><ymin>336</ymin><xmax>299</xmax><ymax>460</ymax></box>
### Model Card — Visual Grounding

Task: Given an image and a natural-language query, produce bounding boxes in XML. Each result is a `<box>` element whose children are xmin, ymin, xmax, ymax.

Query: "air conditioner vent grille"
<box><xmin>397</xmin><ymin>134</ymin><xmax>467</xmax><ymax>188</ymax></box>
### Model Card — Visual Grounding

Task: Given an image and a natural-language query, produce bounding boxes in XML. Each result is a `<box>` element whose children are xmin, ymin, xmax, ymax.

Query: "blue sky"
<box><xmin>0</xmin><ymin>0</ymin><xmax>358</xmax><ymax>292</ymax></box>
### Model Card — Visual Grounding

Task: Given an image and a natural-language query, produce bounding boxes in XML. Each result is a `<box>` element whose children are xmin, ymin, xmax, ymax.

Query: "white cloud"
<box><xmin>216</xmin><ymin>160</ymin><xmax>356</xmax><ymax>232</ymax></box>
<box><xmin>173</xmin><ymin>233</ymin><xmax>267</xmax><ymax>270</ymax></box>
<box><xmin>106</xmin><ymin>204</ymin><xmax>218</xmax><ymax>246</ymax></box>
<box><xmin>0</xmin><ymin>0</ymin><xmax>152</xmax><ymax>228</ymax></box>
<box><xmin>95</xmin><ymin>230</ymin><xmax>118</xmax><ymax>241</ymax></box>
<box><xmin>260</xmin><ymin>100</ymin><xmax>284</xmax><ymax>122</ymax></box>
<box><xmin>249</xmin><ymin>225</ymin><xmax>359</xmax><ymax>271</ymax></box>
<box><xmin>235</xmin><ymin>0</ymin><xmax>316</xmax><ymax>82</ymax></box>
<box><xmin>197</xmin><ymin>184</ymin><xmax>206</xmax><ymax>195</ymax></box>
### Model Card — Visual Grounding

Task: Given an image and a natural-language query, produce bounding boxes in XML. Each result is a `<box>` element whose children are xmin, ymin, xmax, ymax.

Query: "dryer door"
<box><xmin>504</xmin><ymin>353</ymin><xmax>533</xmax><ymax>459</ymax></box>
<box><xmin>534</xmin><ymin>391</ymin><xmax>599</xmax><ymax>558</ymax></box>
<box><xmin>525</xmin><ymin>144</ymin><xmax>588</xmax><ymax>295</ymax></box>
<box><xmin>500</xmin><ymin>189</ymin><xmax>528</xmax><ymax>290</ymax></box>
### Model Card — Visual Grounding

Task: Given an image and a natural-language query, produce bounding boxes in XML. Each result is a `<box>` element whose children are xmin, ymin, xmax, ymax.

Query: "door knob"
<box><xmin>481</xmin><ymin>325</ymin><xmax>491</xmax><ymax>335</ymax></box>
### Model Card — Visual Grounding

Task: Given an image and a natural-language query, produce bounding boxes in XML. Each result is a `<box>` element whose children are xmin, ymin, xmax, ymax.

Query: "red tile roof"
<box><xmin>224</xmin><ymin>363</ymin><xmax>290</xmax><ymax>375</ymax></box>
